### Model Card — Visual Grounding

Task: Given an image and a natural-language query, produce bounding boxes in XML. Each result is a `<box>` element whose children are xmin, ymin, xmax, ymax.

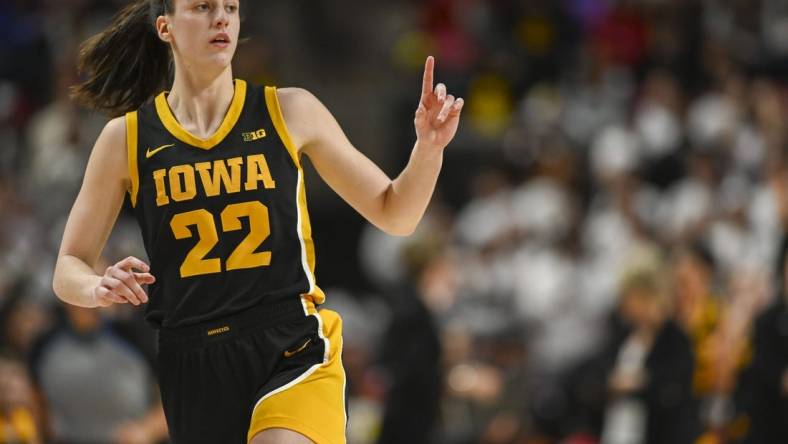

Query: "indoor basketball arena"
<box><xmin>1</xmin><ymin>1</ymin><xmax>788</xmax><ymax>443</ymax></box>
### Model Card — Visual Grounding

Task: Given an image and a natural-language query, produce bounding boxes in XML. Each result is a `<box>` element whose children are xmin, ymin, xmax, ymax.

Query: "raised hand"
<box><xmin>414</xmin><ymin>56</ymin><xmax>464</xmax><ymax>151</ymax></box>
<box><xmin>93</xmin><ymin>256</ymin><xmax>156</xmax><ymax>307</ymax></box>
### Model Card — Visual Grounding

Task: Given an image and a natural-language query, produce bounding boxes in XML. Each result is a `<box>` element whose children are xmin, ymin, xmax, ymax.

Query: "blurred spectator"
<box><xmin>29</xmin><ymin>303</ymin><xmax>167</xmax><ymax>444</ymax></box>
<box><xmin>671</xmin><ymin>244</ymin><xmax>756</xmax><ymax>441</ymax></box>
<box><xmin>376</xmin><ymin>237</ymin><xmax>450</xmax><ymax>444</ymax></box>
<box><xmin>0</xmin><ymin>356</ymin><xmax>42</xmax><ymax>444</ymax></box>
<box><xmin>597</xmin><ymin>265</ymin><xmax>697</xmax><ymax>444</ymax></box>
<box><xmin>590</xmin><ymin>0</ymin><xmax>648</xmax><ymax>67</ymax></box>
<box><xmin>736</xmin><ymin>240</ymin><xmax>788</xmax><ymax>444</ymax></box>
<box><xmin>672</xmin><ymin>244</ymin><xmax>722</xmax><ymax>396</ymax></box>
<box><xmin>0</xmin><ymin>279</ymin><xmax>51</xmax><ymax>361</ymax></box>
<box><xmin>23</xmin><ymin>62</ymin><xmax>103</xmax><ymax>223</ymax></box>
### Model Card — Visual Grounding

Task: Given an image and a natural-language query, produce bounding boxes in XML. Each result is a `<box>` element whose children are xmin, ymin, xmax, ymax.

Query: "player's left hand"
<box><xmin>414</xmin><ymin>56</ymin><xmax>464</xmax><ymax>151</ymax></box>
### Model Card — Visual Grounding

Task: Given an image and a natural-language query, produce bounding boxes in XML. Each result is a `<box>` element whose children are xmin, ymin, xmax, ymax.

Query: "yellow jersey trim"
<box><xmin>126</xmin><ymin>111</ymin><xmax>139</xmax><ymax>207</ymax></box>
<box><xmin>264</xmin><ymin>86</ymin><xmax>325</xmax><ymax>305</ymax></box>
<box><xmin>264</xmin><ymin>86</ymin><xmax>301</xmax><ymax>168</ymax></box>
<box><xmin>154</xmin><ymin>79</ymin><xmax>247</xmax><ymax>149</ymax></box>
<box><xmin>297</xmin><ymin>170</ymin><xmax>326</xmax><ymax>305</ymax></box>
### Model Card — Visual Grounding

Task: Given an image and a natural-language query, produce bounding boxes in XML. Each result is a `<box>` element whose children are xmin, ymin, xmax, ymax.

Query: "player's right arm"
<box><xmin>52</xmin><ymin>117</ymin><xmax>155</xmax><ymax>308</ymax></box>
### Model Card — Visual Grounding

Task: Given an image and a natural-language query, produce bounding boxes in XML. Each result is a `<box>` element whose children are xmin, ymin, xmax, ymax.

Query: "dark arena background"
<box><xmin>3</xmin><ymin>0</ymin><xmax>788</xmax><ymax>443</ymax></box>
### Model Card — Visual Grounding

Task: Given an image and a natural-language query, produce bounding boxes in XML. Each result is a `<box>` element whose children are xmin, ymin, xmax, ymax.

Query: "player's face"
<box><xmin>164</xmin><ymin>0</ymin><xmax>241</xmax><ymax>72</ymax></box>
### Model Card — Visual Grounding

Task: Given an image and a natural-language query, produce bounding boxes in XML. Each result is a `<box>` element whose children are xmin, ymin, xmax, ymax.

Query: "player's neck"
<box><xmin>167</xmin><ymin>68</ymin><xmax>236</xmax><ymax>140</ymax></box>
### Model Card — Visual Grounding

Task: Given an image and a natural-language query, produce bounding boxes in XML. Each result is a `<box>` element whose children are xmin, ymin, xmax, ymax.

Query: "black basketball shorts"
<box><xmin>155</xmin><ymin>297</ymin><xmax>347</xmax><ymax>444</ymax></box>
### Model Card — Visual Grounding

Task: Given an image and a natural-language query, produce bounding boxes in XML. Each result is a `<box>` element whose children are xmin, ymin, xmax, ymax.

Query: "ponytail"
<box><xmin>71</xmin><ymin>0</ymin><xmax>174</xmax><ymax>117</ymax></box>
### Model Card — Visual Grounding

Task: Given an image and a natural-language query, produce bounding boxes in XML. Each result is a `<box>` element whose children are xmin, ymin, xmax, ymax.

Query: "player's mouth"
<box><xmin>210</xmin><ymin>33</ymin><xmax>231</xmax><ymax>49</ymax></box>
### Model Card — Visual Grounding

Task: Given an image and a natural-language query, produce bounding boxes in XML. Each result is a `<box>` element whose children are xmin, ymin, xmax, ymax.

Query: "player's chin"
<box><xmin>203</xmin><ymin>49</ymin><xmax>236</xmax><ymax>68</ymax></box>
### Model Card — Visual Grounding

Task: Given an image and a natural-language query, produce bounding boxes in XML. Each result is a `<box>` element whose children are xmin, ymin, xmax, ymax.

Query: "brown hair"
<box><xmin>71</xmin><ymin>0</ymin><xmax>175</xmax><ymax>117</ymax></box>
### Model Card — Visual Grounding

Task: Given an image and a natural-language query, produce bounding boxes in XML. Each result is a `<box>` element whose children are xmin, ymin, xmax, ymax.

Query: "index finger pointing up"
<box><xmin>421</xmin><ymin>56</ymin><xmax>435</xmax><ymax>100</ymax></box>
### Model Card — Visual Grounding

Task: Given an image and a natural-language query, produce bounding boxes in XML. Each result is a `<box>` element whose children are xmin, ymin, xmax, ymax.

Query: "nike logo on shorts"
<box><xmin>283</xmin><ymin>338</ymin><xmax>312</xmax><ymax>358</ymax></box>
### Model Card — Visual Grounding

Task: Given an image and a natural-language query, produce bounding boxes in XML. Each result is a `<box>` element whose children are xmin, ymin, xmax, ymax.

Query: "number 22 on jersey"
<box><xmin>170</xmin><ymin>201</ymin><xmax>271</xmax><ymax>278</ymax></box>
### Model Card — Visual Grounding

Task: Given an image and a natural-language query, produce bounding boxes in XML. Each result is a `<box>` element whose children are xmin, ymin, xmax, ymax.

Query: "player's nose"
<box><xmin>212</xmin><ymin>8</ymin><xmax>229</xmax><ymax>29</ymax></box>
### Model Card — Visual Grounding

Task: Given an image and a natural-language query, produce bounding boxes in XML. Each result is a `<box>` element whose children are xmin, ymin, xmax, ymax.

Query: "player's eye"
<box><xmin>195</xmin><ymin>2</ymin><xmax>210</xmax><ymax>11</ymax></box>
<box><xmin>226</xmin><ymin>3</ymin><xmax>238</xmax><ymax>13</ymax></box>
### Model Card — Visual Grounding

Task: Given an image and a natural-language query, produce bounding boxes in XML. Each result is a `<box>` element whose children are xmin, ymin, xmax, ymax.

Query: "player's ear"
<box><xmin>156</xmin><ymin>15</ymin><xmax>172</xmax><ymax>43</ymax></box>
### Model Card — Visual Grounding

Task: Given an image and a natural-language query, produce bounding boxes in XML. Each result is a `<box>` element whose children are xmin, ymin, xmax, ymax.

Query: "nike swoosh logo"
<box><xmin>145</xmin><ymin>143</ymin><xmax>176</xmax><ymax>159</ymax></box>
<box><xmin>283</xmin><ymin>338</ymin><xmax>312</xmax><ymax>358</ymax></box>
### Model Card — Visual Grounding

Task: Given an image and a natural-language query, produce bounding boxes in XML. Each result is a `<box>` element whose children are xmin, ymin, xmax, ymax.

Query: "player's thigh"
<box><xmin>250</xmin><ymin>428</ymin><xmax>315</xmax><ymax>444</ymax></box>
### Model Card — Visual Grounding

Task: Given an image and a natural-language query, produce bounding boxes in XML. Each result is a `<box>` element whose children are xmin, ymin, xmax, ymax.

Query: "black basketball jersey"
<box><xmin>125</xmin><ymin>79</ymin><xmax>325</xmax><ymax>328</ymax></box>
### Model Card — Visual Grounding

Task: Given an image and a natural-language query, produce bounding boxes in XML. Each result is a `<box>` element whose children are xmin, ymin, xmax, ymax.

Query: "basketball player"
<box><xmin>51</xmin><ymin>1</ymin><xmax>463</xmax><ymax>443</ymax></box>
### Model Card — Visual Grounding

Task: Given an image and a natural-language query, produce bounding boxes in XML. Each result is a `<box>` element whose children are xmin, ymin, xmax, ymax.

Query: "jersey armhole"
<box><xmin>125</xmin><ymin>111</ymin><xmax>140</xmax><ymax>207</ymax></box>
<box><xmin>264</xmin><ymin>86</ymin><xmax>301</xmax><ymax>169</ymax></box>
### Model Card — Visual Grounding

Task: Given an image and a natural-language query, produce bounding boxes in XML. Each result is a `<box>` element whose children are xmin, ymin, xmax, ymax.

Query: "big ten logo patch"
<box><xmin>242</xmin><ymin>129</ymin><xmax>267</xmax><ymax>142</ymax></box>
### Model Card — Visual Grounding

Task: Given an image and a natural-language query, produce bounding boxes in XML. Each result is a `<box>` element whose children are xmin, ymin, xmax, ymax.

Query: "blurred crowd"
<box><xmin>3</xmin><ymin>0</ymin><xmax>788</xmax><ymax>443</ymax></box>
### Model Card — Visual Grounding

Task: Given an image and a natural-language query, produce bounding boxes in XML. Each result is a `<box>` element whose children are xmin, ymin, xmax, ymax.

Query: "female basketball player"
<box><xmin>52</xmin><ymin>1</ymin><xmax>462</xmax><ymax>443</ymax></box>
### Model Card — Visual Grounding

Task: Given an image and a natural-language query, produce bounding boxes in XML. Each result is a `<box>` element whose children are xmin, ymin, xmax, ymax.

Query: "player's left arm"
<box><xmin>278</xmin><ymin>56</ymin><xmax>463</xmax><ymax>236</ymax></box>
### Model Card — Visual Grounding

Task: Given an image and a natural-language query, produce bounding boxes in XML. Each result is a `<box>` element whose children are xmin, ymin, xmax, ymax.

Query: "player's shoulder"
<box><xmin>86</xmin><ymin>115</ymin><xmax>131</xmax><ymax>181</ymax></box>
<box><xmin>274</xmin><ymin>87</ymin><xmax>322</xmax><ymax>113</ymax></box>
<box><xmin>272</xmin><ymin>87</ymin><xmax>327</xmax><ymax>140</ymax></box>
<box><xmin>96</xmin><ymin>116</ymin><xmax>129</xmax><ymax>158</ymax></box>
<box><xmin>101</xmin><ymin>115</ymin><xmax>127</xmax><ymax>143</ymax></box>
<box><xmin>274</xmin><ymin>86</ymin><xmax>333</xmax><ymax>136</ymax></box>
